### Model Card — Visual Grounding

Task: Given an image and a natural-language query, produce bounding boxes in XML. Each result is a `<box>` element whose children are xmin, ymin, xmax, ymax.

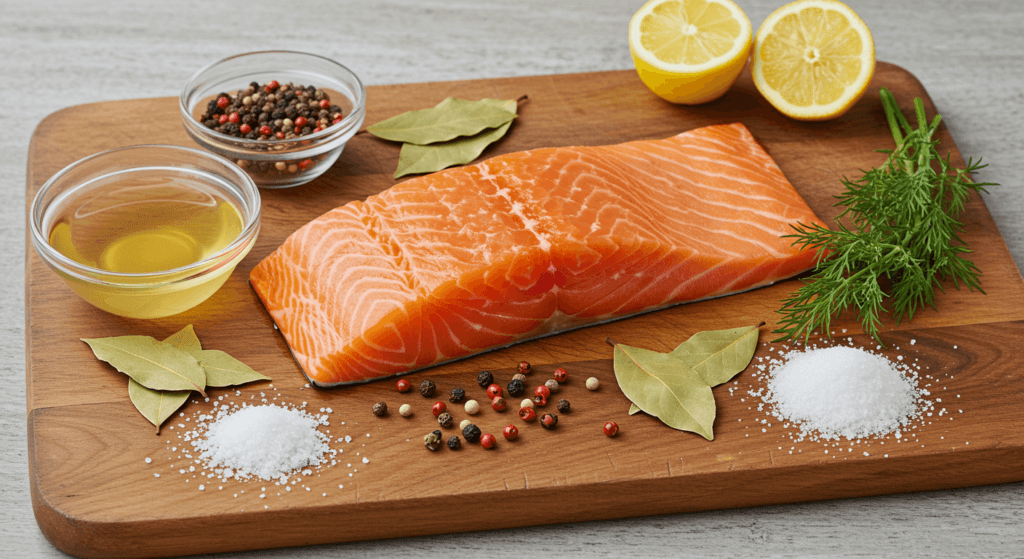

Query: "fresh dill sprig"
<box><xmin>774</xmin><ymin>88</ymin><xmax>995</xmax><ymax>344</ymax></box>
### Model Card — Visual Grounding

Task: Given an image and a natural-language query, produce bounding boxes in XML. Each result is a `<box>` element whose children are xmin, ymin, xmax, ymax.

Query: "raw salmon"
<box><xmin>250</xmin><ymin>123</ymin><xmax>825</xmax><ymax>386</ymax></box>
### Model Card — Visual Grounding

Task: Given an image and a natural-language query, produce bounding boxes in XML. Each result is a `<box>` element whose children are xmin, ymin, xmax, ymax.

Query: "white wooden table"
<box><xmin>2</xmin><ymin>0</ymin><xmax>1022</xmax><ymax>556</ymax></box>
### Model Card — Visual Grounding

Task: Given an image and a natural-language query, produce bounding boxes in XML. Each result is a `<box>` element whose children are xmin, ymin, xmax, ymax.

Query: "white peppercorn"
<box><xmin>545</xmin><ymin>379</ymin><xmax>560</xmax><ymax>393</ymax></box>
<box><xmin>464</xmin><ymin>399</ymin><xmax>481</xmax><ymax>415</ymax></box>
<box><xmin>520</xmin><ymin>398</ymin><xmax>534</xmax><ymax>409</ymax></box>
<box><xmin>586</xmin><ymin>377</ymin><xmax>600</xmax><ymax>390</ymax></box>
<box><xmin>399</xmin><ymin>404</ymin><xmax>413</xmax><ymax>417</ymax></box>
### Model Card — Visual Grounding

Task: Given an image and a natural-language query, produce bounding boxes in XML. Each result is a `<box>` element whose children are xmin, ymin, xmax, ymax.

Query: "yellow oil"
<box><xmin>46</xmin><ymin>171</ymin><xmax>249</xmax><ymax>318</ymax></box>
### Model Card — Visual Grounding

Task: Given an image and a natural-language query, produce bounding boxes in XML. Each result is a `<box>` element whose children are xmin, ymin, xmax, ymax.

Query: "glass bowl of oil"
<box><xmin>180</xmin><ymin>50</ymin><xmax>366</xmax><ymax>189</ymax></box>
<box><xmin>29</xmin><ymin>144</ymin><xmax>261</xmax><ymax>319</ymax></box>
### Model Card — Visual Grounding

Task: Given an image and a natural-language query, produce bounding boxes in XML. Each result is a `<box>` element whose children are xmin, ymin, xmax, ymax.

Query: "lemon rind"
<box><xmin>629</xmin><ymin>0</ymin><xmax>753</xmax><ymax>75</ymax></box>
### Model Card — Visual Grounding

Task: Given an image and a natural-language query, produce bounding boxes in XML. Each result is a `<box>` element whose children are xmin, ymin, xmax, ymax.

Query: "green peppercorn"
<box><xmin>507</xmin><ymin>378</ymin><xmax>525</xmax><ymax>398</ymax></box>
<box><xmin>371</xmin><ymin>401</ymin><xmax>388</xmax><ymax>416</ymax></box>
<box><xmin>437</xmin><ymin>411</ymin><xmax>454</xmax><ymax>428</ymax></box>
<box><xmin>463</xmin><ymin>423</ymin><xmax>482</xmax><ymax>443</ymax></box>
<box><xmin>556</xmin><ymin>399</ymin><xmax>570</xmax><ymax>413</ymax></box>
<box><xmin>419</xmin><ymin>379</ymin><xmax>436</xmax><ymax>397</ymax></box>
<box><xmin>449</xmin><ymin>387</ymin><xmax>466</xmax><ymax>403</ymax></box>
<box><xmin>424</xmin><ymin>432</ymin><xmax>442</xmax><ymax>451</ymax></box>
<box><xmin>476</xmin><ymin>370</ymin><xmax>494</xmax><ymax>388</ymax></box>
<box><xmin>447</xmin><ymin>436</ymin><xmax>461</xmax><ymax>450</ymax></box>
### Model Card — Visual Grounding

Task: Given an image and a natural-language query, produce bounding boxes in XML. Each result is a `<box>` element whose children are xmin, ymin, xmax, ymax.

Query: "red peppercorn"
<box><xmin>503</xmin><ymin>424</ymin><xmax>518</xmax><ymax>441</ymax></box>
<box><xmin>228</xmin><ymin>112</ymin><xmax>240</xmax><ymax>124</ymax></box>
<box><xmin>396</xmin><ymin>378</ymin><xmax>411</xmax><ymax>393</ymax></box>
<box><xmin>533</xmin><ymin>385</ymin><xmax>550</xmax><ymax>405</ymax></box>
<box><xmin>275</xmin><ymin>131</ymin><xmax>285</xmax><ymax>139</ymax></box>
<box><xmin>266</xmin><ymin>80</ymin><xmax>280</xmax><ymax>91</ymax></box>
<box><xmin>259</xmin><ymin>124</ymin><xmax>272</xmax><ymax>136</ymax></box>
<box><xmin>517</xmin><ymin>361</ymin><xmax>532</xmax><ymax>375</ymax></box>
<box><xmin>332</xmin><ymin>117</ymin><xmax>343</xmax><ymax>125</ymax></box>
<box><xmin>554</xmin><ymin>367</ymin><xmax>568</xmax><ymax>383</ymax></box>
<box><xmin>432</xmin><ymin>401</ymin><xmax>447</xmax><ymax>417</ymax></box>
<box><xmin>491</xmin><ymin>396</ymin><xmax>507</xmax><ymax>412</ymax></box>
<box><xmin>519</xmin><ymin>407</ymin><xmax>536</xmax><ymax>422</ymax></box>
<box><xmin>313</xmin><ymin>127</ymin><xmax>322</xmax><ymax>133</ymax></box>
<box><xmin>480</xmin><ymin>433</ymin><xmax>497</xmax><ymax>449</ymax></box>
<box><xmin>298</xmin><ymin>159</ymin><xmax>312</xmax><ymax>170</ymax></box>
<box><xmin>239</xmin><ymin>123</ymin><xmax>251</xmax><ymax>134</ymax></box>
<box><xmin>604</xmin><ymin>421</ymin><xmax>619</xmax><ymax>437</ymax></box>
<box><xmin>216</xmin><ymin>96</ymin><xmax>230</xmax><ymax>109</ymax></box>
<box><xmin>486</xmin><ymin>384</ymin><xmax>503</xmax><ymax>399</ymax></box>
<box><xmin>319</xmin><ymin>99</ymin><xmax>331</xmax><ymax>109</ymax></box>
<box><xmin>218</xmin><ymin>114</ymin><xmax>229</xmax><ymax>124</ymax></box>
<box><xmin>295</xmin><ymin>116</ymin><xmax>308</xmax><ymax>127</ymax></box>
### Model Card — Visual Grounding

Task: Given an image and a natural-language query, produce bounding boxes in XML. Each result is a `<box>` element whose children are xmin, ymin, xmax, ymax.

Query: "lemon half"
<box><xmin>629</xmin><ymin>0</ymin><xmax>753</xmax><ymax>105</ymax></box>
<box><xmin>752</xmin><ymin>0</ymin><xmax>875</xmax><ymax>120</ymax></box>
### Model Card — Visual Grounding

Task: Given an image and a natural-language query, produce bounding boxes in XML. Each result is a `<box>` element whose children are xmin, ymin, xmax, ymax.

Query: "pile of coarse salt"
<box><xmin>190</xmin><ymin>403</ymin><xmax>333</xmax><ymax>482</ymax></box>
<box><xmin>759</xmin><ymin>345</ymin><xmax>927</xmax><ymax>442</ymax></box>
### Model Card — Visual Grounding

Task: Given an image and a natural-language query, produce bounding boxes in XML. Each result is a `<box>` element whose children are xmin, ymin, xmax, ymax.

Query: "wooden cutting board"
<box><xmin>26</xmin><ymin>63</ymin><xmax>1024</xmax><ymax>558</ymax></box>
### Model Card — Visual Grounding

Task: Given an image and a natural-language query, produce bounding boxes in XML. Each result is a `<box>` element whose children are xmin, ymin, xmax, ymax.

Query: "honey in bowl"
<box><xmin>31</xmin><ymin>145</ymin><xmax>261</xmax><ymax>320</ymax></box>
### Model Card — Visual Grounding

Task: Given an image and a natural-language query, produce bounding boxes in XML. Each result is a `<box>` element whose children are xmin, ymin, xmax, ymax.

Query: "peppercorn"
<box><xmin>462</xmin><ymin>423</ymin><xmax>482</xmax><ymax>443</ymax></box>
<box><xmin>507</xmin><ymin>378</ymin><xmax>525</xmax><ymax>397</ymax></box>
<box><xmin>431</xmin><ymin>401</ymin><xmax>447</xmax><ymax>417</ymax></box>
<box><xmin>545</xmin><ymin>379</ymin><xmax>560</xmax><ymax>394</ymax></box>
<box><xmin>540</xmin><ymin>413</ymin><xmax>558</xmax><ymax>430</ymax></box>
<box><xmin>556</xmin><ymin>399</ymin><xmax>571</xmax><ymax>413</ymax></box>
<box><xmin>604</xmin><ymin>421</ymin><xmax>619</xmax><ymax>437</ymax></box>
<box><xmin>459</xmin><ymin>419</ymin><xmax>472</xmax><ymax>431</ymax></box>
<box><xmin>519</xmin><ymin>407</ymin><xmax>536</xmax><ymax>422</ymax></box>
<box><xmin>517</xmin><ymin>361</ymin><xmax>532</xmax><ymax>375</ymax></box>
<box><xmin>396</xmin><ymin>378</ymin><xmax>411</xmax><ymax>393</ymax></box>
<box><xmin>512</xmin><ymin>373</ymin><xmax>527</xmax><ymax>383</ymax></box>
<box><xmin>480</xmin><ymin>433</ymin><xmax>497</xmax><ymax>449</ymax></box>
<box><xmin>424</xmin><ymin>432</ymin><xmax>442</xmax><ymax>451</ymax></box>
<box><xmin>503</xmin><ymin>424</ymin><xmax>519</xmax><ymax>441</ymax></box>
<box><xmin>491</xmin><ymin>396</ymin><xmax>507</xmax><ymax>412</ymax></box>
<box><xmin>432</xmin><ymin>429</ymin><xmax>442</xmax><ymax>439</ymax></box>
<box><xmin>477</xmin><ymin>370</ymin><xmax>494</xmax><ymax>388</ymax></box>
<box><xmin>464</xmin><ymin>399</ymin><xmax>481</xmax><ymax>415</ymax></box>
<box><xmin>437</xmin><ymin>412</ymin><xmax>454</xmax><ymax>428</ymax></box>
<box><xmin>447</xmin><ymin>436</ymin><xmax>461</xmax><ymax>450</ymax></box>
<box><xmin>534</xmin><ymin>385</ymin><xmax>551</xmax><ymax>405</ymax></box>
<box><xmin>486</xmin><ymin>384</ymin><xmax>503</xmax><ymax>399</ymax></box>
<box><xmin>586</xmin><ymin>377</ymin><xmax>600</xmax><ymax>391</ymax></box>
<box><xmin>553</xmin><ymin>367</ymin><xmax>568</xmax><ymax>383</ymax></box>
<box><xmin>371</xmin><ymin>402</ymin><xmax>388</xmax><ymax>416</ymax></box>
<box><xmin>449</xmin><ymin>387</ymin><xmax>466</xmax><ymax>403</ymax></box>
<box><xmin>520</xmin><ymin>398</ymin><xmax>534</xmax><ymax>409</ymax></box>
<box><xmin>419</xmin><ymin>379</ymin><xmax>436</xmax><ymax>397</ymax></box>
<box><xmin>399</xmin><ymin>404</ymin><xmax>413</xmax><ymax>417</ymax></box>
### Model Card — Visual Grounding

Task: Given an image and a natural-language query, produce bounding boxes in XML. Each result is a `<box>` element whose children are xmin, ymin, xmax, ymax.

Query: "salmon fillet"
<box><xmin>250</xmin><ymin>123</ymin><xmax>825</xmax><ymax>386</ymax></box>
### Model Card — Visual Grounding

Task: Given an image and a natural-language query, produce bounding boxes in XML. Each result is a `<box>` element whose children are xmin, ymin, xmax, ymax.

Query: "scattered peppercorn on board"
<box><xmin>26</xmin><ymin>64</ymin><xmax>1024</xmax><ymax>558</ymax></box>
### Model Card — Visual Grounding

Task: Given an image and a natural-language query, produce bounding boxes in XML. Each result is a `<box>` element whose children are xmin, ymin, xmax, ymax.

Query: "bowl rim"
<box><xmin>30</xmin><ymin>144</ymin><xmax>262</xmax><ymax>286</ymax></box>
<box><xmin>179</xmin><ymin>50</ymin><xmax>367</xmax><ymax>149</ymax></box>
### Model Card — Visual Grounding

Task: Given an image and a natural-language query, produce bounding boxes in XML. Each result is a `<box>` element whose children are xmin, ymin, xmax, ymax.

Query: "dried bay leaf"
<box><xmin>671</xmin><ymin>324</ymin><xmax>761</xmax><ymax>387</ymax></box>
<box><xmin>128</xmin><ymin>379</ymin><xmax>190</xmax><ymax>434</ymax></box>
<box><xmin>611</xmin><ymin>341</ymin><xmax>716</xmax><ymax>440</ymax></box>
<box><xmin>192</xmin><ymin>349</ymin><xmax>271</xmax><ymax>387</ymax></box>
<box><xmin>163</xmin><ymin>324</ymin><xmax>202</xmax><ymax>352</ymax></box>
<box><xmin>394</xmin><ymin>98</ymin><xmax>518</xmax><ymax>178</ymax></box>
<box><xmin>82</xmin><ymin>336</ymin><xmax>207</xmax><ymax>396</ymax></box>
<box><xmin>368</xmin><ymin>97</ymin><xmax>517</xmax><ymax>145</ymax></box>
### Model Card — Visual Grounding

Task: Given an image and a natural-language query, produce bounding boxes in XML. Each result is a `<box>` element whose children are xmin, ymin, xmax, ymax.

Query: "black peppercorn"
<box><xmin>432</xmin><ymin>429</ymin><xmax>443</xmax><ymax>439</ymax></box>
<box><xmin>556</xmin><ymin>399</ymin><xmax>570</xmax><ymax>413</ymax></box>
<box><xmin>462</xmin><ymin>423</ymin><xmax>482</xmax><ymax>443</ymax></box>
<box><xmin>477</xmin><ymin>370</ymin><xmax>494</xmax><ymax>388</ymax></box>
<box><xmin>449</xmin><ymin>387</ymin><xmax>466</xmax><ymax>403</ymax></box>
<box><xmin>424</xmin><ymin>432</ymin><xmax>442</xmax><ymax>451</ymax></box>
<box><xmin>507</xmin><ymin>378</ymin><xmax>525</xmax><ymax>398</ymax></box>
<box><xmin>447</xmin><ymin>435</ymin><xmax>461</xmax><ymax>450</ymax></box>
<box><xmin>419</xmin><ymin>379</ymin><xmax>436</xmax><ymax>397</ymax></box>
<box><xmin>437</xmin><ymin>412</ymin><xmax>454</xmax><ymax>428</ymax></box>
<box><xmin>371</xmin><ymin>401</ymin><xmax>388</xmax><ymax>416</ymax></box>
<box><xmin>540</xmin><ymin>413</ymin><xmax>558</xmax><ymax>430</ymax></box>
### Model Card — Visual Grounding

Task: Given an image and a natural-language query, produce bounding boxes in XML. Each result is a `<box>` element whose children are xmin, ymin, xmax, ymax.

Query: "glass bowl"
<box><xmin>180</xmin><ymin>50</ymin><xmax>366</xmax><ymax>189</ymax></box>
<box><xmin>29</xmin><ymin>145</ymin><xmax>261</xmax><ymax>319</ymax></box>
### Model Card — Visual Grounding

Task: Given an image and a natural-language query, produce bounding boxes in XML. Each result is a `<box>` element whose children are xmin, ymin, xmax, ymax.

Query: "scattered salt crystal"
<box><xmin>199</xmin><ymin>484</ymin><xmax>205</xmax><ymax>491</ymax></box>
<box><xmin>145</xmin><ymin>457</ymin><xmax>152</xmax><ymax>464</ymax></box>
<box><xmin>154</xmin><ymin>473</ymin><xmax>160</xmax><ymax>478</ymax></box>
<box><xmin>362</xmin><ymin>457</ymin><xmax>369</xmax><ymax>464</ymax></box>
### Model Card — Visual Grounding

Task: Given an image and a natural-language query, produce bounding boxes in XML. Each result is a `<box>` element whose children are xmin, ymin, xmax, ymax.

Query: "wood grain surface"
<box><xmin>24</xmin><ymin>64</ymin><xmax>1024</xmax><ymax>558</ymax></box>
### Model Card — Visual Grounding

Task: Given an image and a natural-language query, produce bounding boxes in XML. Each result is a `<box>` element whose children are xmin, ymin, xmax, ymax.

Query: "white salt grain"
<box><xmin>765</xmin><ymin>346</ymin><xmax>922</xmax><ymax>441</ymax></box>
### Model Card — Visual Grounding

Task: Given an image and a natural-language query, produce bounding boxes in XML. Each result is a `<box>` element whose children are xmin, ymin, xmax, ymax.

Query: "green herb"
<box><xmin>84</xmin><ymin>325</ymin><xmax>270</xmax><ymax>433</ymax></box>
<box><xmin>367</xmin><ymin>97</ymin><xmax>517</xmax><ymax>145</ymax></box>
<box><xmin>774</xmin><ymin>88</ymin><xmax>993</xmax><ymax>343</ymax></box>
<box><xmin>611</xmin><ymin>324</ymin><xmax>760</xmax><ymax>439</ymax></box>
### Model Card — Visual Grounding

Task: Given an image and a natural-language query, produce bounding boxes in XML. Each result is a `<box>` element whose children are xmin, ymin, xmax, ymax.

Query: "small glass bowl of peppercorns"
<box><xmin>180</xmin><ymin>50</ymin><xmax>366</xmax><ymax>189</ymax></box>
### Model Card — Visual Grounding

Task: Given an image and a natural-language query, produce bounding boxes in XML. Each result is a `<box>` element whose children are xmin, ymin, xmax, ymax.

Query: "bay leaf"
<box><xmin>629</xmin><ymin>403</ymin><xmax>642</xmax><ymax>415</ymax></box>
<box><xmin>611</xmin><ymin>341</ymin><xmax>716</xmax><ymax>440</ymax></box>
<box><xmin>394</xmin><ymin>98</ymin><xmax>518</xmax><ymax>178</ymax></box>
<box><xmin>368</xmin><ymin>97</ymin><xmax>517</xmax><ymax>145</ymax></box>
<box><xmin>671</xmin><ymin>324</ymin><xmax>761</xmax><ymax>387</ymax></box>
<box><xmin>191</xmin><ymin>349</ymin><xmax>271</xmax><ymax>387</ymax></box>
<box><xmin>127</xmin><ymin>379</ymin><xmax>190</xmax><ymax>434</ymax></box>
<box><xmin>82</xmin><ymin>336</ymin><xmax>207</xmax><ymax>396</ymax></box>
<box><xmin>163</xmin><ymin>324</ymin><xmax>202</xmax><ymax>352</ymax></box>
